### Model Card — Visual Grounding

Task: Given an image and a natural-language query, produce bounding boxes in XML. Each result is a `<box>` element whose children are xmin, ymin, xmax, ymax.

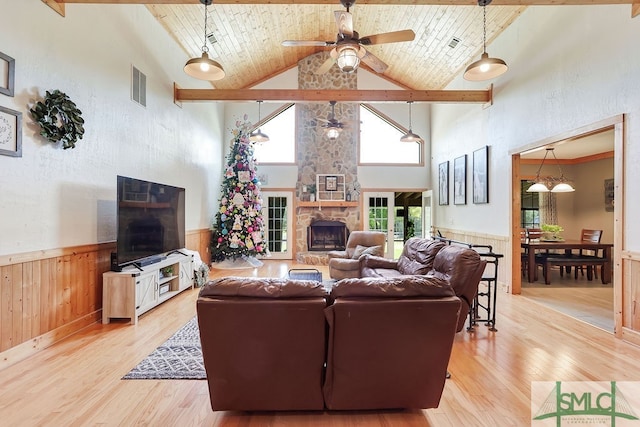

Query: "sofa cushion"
<box><xmin>331</xmin><ymin>275</ymin><xmax>455</xmax><ymax>299</ymax></box>
<box><xmin>351</xmin><ymin>244</ymin><xmax>383</xmax><ymax>259</ymax></box>
<box><xmin>199</xmin><ymin>277</ymin><xmax>327</xmax><ymax>298</ymax></box>
<box><xmin>396</xmin><ymin>238</ymin><xmax>446</xmax><ymax>275</ymax></box>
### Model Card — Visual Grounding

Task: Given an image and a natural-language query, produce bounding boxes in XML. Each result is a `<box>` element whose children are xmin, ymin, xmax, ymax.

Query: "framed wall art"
<box><xmin>438</xmin><ymin>161</ymin><xmax>449</xmax><ymax>206</ymax></box>
<box><xmin>473</xmin><ymin>146</ymin><xmax>489</xmax><ymax>204</ymax></box>
<box><xmin>454</xmin><ymin>155</ymin><xmax>467</xmax><ymax>205</ymax></box>
<box><xmin>0</xmin><ymin>106</ymin><xmax>22</xmax><ymax>157</ymax></box>
<box><xmin>0</xmin><ymin>51</ymin><xmax>15</xmax><ymax>97</ymax></box>
<box><xmin>325</xmin><ymin>175</ymin><xmax>338</xmax><ymax>191</ymax></box>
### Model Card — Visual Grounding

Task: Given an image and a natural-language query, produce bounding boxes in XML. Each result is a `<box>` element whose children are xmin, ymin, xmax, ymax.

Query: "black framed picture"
<box><xmin>454</xmin><ymin>155</ymin><xmax>467</xmax><ymax>205</ymax></box>
<box><xmin>473</xmin><ymin>146</ymin><xmax>489</xmax><ymax>204</ymax></box>
<box><xmin>438</xmin><ymin>161</ymin><xmax>449</xmax><ymax>206</ymax></box>
<box><xmin>325</xmin><ymin>175</ymin><xmax>337</xmax><ymax>191</ymax></box>
<box><xmin>0</xmin><ymin>51</ymin><xmax>15</xmax><ymax>97</ymax></box>
<box><xmin>0</xmin><ymin>105</ymin><xmax>22</xmax><ymax>157</ymax></box>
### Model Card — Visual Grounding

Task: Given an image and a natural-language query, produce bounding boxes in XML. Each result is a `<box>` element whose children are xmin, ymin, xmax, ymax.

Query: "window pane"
<box><xmin>359</xmin><ymin>106</ymin><xmax>420</xmax><ymax>164</ymax></box>
<box><xmin>253</xmin><ymin>105</ymin><xmax>295</xmax><ymax>164</ymax></box>
<box><xmin>520</xmin><ymin>180</ymin><xmax>540</xmax><ymax>228</ymax></box>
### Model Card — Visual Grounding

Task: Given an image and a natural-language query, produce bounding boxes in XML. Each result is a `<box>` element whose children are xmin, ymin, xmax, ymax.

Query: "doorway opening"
<box><xmin>513</xmin><ymin>122</ymin><xmax>619</xmax><ymax>332</ymax></box>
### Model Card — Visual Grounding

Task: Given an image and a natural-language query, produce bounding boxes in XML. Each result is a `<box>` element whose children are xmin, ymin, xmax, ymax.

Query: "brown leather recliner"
<box><xmin>362</xmin><ymin>239</ymin><xmax>486</xmax><ymax>332</ymax></box>
<box><xmin>196</xmin><ymin>277</ymin><xmax>328</xmax><ymax>411</ymax></box>
<box><xmin>360</xmin><ymin>237</ymin><xmax>446</xmax><ymax>278</ymax></box>
<box><xmin>323</xmin><ymin>275</ymin><xmax>461</xmax><ymax>410</ymax></box>
<box><xmin>327</xmin><ymin>230</ymin><xmax>386</xmax><ymax>280</ymax></box>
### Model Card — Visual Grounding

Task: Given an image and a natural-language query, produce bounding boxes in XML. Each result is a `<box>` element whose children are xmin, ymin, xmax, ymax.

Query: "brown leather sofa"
<box><xmin>327</xmin><ymin>230</ymin><xmax>386</xmax><ymax>280</ymax></box>
<box><xmin>196</xmin><ymin>245</ymin><xmax>485</xmax><ymax>411</ymax></box>
<box><xmin>196</xmin><ymin>277</ymin><xmax>328</xmax><ymax>411</ymax></box>
<box><xmin>323</xmin><ymin>275</ymin><xmax>461</xmax><ymax>410</ymax></box>
<box><xmin>361</xmin><ymin>238</ymin><xmax>487</xmax><ymax>331</ymax></box>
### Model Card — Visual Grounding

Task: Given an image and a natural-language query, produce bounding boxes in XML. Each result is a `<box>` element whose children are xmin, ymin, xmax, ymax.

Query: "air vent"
<box><xmin>131</xmin><ymin>66</ymin><xmax>146</xmax><ymax>107</ymax></box>
<box><xmin>448</xmin><ymin>37</ymin><xmax>461</xmax><ymax>49</ymax></box>
<box><xmin>207</xmin><ymin>33</ymin><xmax>217</xmax><ymax>45</ymax></box>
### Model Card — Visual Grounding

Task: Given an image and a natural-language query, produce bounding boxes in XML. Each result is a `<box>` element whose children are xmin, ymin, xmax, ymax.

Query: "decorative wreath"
<box><xmin>30</xmin><ymin>90</ymin><xmax>85</xmax><ymax>149</ymax></box>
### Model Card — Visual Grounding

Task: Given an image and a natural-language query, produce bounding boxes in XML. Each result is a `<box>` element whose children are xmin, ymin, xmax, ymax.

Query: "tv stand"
<box><xmin>102</xmin><ymin>251</ymin><xmax>194</xmax><ymax>324</ymax></box>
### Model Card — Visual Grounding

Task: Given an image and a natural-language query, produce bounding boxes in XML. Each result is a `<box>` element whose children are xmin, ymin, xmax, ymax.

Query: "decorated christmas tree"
<box><xmin>210</xmin><ymin>116</ymin><xmax>268</xmax><ymax>262</ymax></box>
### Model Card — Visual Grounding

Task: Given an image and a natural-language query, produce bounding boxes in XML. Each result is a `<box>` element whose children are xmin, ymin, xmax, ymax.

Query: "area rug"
<box><xmin>122</xmin><ymin>317</ymin><xmax>205</xmax><ymax>380</ymax></box>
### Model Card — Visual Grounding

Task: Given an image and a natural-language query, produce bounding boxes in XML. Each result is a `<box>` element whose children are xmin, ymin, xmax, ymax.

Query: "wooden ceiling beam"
<box><xmin>632</xmin><ymin>2</ymin><xmax>640</xmax><ymax>16</ymax></box>
<box><xmin>50</xmin><ymin>0</ymin><xmax>638</xmax><ymax>5</ymax></box>
<box><xmin>173</xmin><ymin>88</ymin><xmax>491</xmax><ymax>103</ymax></box>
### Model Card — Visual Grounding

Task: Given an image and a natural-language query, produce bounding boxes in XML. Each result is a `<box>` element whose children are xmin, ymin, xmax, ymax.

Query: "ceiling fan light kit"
<box><xmin>526</xmin><ymin>147</ymin><xmax>575</xmax><ymax>193</ymax></box>
<box><xmin>463</xmin><ymin>0</ymin><xmax>508</xmax><ymax>82</ymax></box>
<box><xmin>320</xmin><ymin>101</ymin><xmax>347</xmax><ymax>140</ymax></box>
<box><xmin>250</xmin><ymin>100</ymin><xmax>269</xmax><ymax>142</ymax></box>
<box><xmin>336</xmin><ymin>45</ymin><xmax>364</xmax><ymax>73</ymax></box>
<box><xmin>325</xmin><ymin>127</ymin><xmax>343</xmax><ymax>140</ymax></box>
<box><xmin>184</xmin><ymin>0</ymin><xmax>225</xmax><ymax>81</ymax></box>
<box><xmin>282</xmin><ymin>0</ymin><xmax>414</xmax><ymax>75</ymax></box>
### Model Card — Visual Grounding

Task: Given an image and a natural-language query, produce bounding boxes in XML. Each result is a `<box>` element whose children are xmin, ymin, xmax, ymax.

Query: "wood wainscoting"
<box><xmin>0</xmin><ymin>228</ymin><xmax>211</xmax><ymax>370</ymax></box>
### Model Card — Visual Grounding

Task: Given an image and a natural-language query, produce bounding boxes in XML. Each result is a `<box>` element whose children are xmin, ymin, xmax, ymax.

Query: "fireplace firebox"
<box><xmin>307</xmin><ymin>220</ymin><xmax>348</xmax><ymax>251</ymax></box>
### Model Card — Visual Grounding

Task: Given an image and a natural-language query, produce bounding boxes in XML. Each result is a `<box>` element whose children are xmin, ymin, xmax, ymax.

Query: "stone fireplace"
<box><xmin>295</xmin><ymin>52</ymin><xmax>360</xmax><ymax>265</ymax></box>
<box><xmin>307</xmin><ymin>220</ymin><xmax>348</xmax><ymax>251</ymax></box>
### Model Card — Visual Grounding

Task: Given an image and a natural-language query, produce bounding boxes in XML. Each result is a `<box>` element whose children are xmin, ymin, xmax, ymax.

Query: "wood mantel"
<box><xmin>297</xmin><ymin>201</ymin><xmax>359</xmax><ymax>208</ymax></box>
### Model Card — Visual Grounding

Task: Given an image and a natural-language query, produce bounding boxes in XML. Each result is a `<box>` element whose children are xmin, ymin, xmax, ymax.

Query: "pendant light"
<box><xmin>250</xmin><ymin>101</ymin><xmax>269</xmax><ymax>142</ymax></box>
<box><xmin>400</xmin><ymin>101</ymin><xmax>421</xmax><ymax>142</ymax></box>
<box><xmin>184</xmin><ymin>0</ymin><xmax>225</xmax><ymax>81</ymax></box>
<box><xmin>463</xmin><ymin>0</ymin><xmax>508</xmax><ymax>82</ymax></box>
<box><xmin>526</xmin><ymin>147</ymin><xmax>575</xmax><ymax>193</ymax></box>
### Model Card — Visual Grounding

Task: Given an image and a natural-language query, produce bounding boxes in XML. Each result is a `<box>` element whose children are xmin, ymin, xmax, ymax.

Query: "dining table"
<box><xmin>521</xmin><ymin>239</ymin><xmax>614</xmax><ymax>284</ymax></box>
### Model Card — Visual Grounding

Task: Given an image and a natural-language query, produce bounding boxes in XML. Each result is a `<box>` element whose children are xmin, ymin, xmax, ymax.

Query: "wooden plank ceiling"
<box><xmin>148</xmin><ymin>3</ymin><xmax>526</xmax><ymax>90</ymax></box>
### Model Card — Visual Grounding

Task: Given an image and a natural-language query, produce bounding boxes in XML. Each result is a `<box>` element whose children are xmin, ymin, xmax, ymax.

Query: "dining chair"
<box><xmin>526</xmin><ymin>228</ymin><xmax>544</xmax><ymax>280</ymax></box>
<box><xmin>575</xmin><ymin>229</ymin><xmax>603</xmax><ymax>279</ymax></box>
<box><xmin>520</xmin><ymin>229</ymin><xmax>528</xmax><ymax>277</ymax></box>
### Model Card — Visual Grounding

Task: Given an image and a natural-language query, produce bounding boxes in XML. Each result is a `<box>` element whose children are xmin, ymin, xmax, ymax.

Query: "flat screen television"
<box><xmin>115</xmin><ymin>175</ymin><xmax>186</xmax><ymax>269</ymax></box>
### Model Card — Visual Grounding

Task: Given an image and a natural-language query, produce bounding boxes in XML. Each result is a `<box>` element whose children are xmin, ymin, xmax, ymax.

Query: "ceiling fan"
<box><xmin>318</xmin><ymin>101</ymin><xmax>348</xmax><ymax>140</ymax></box>
<box><xmin>282</xmin><ymin>0</ymin><xmax>415</xmax><ymax>74</ymax></box>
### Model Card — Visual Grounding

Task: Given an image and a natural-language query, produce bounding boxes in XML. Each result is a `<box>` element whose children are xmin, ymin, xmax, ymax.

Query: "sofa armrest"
<box><xmin>327</xmin><ymin>250</ymin><xmax>349</xmax><ymax>260</ymax></box>
<box><xmin>360</xmin><ymin>254</ymin><xmax>399</xmax><ymax>270</ymax></box>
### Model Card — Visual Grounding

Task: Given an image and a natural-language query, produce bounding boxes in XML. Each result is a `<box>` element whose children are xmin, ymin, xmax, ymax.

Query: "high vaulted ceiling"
<box><xmin>47</xmin><ymin>1</ymin><xmax>640</xmax><ymax>94</ymax></box>
<box><xmin>148</xmin><ymin>2</ymin><xmax>526</xmax><ymax>90</ymax></box>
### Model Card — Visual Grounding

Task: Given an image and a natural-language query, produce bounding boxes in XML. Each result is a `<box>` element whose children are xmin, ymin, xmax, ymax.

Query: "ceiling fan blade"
<box><xmin>315</xmin><ymin>56</ymin><xmax>336</xmax><ymax>74</ymax></box>
<box><xmin>282</xmin><ymin>40</ymin><xmax>333</xmax><ymax>47</ymax></box>
<box><xmin>334</xmin><ymin>11</ymin><xmax>353</xmax><ymax>38</ymax></box>
<box><xmin>361</xmin><ymin>50</ymin><xmax>389</xmax><ymax>74</ymax></box>
<box><xmin>359</xmin><ymin>29</ymin><xmax>415</xmax><ymax>46</ymax></box>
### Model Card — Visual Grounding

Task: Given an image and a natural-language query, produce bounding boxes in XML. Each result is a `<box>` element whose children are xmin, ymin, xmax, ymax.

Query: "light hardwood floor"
<box><xmin>0</xmin><ymin>260</ymin><xmax>638</xmax><ymax>426</ymax></box>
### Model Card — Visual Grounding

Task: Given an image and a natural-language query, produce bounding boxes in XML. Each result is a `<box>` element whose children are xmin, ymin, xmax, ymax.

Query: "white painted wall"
<box><xmin>431</xmin><ymin>5</ymin><xmax>640</xmax><ymax>250</ymax></box>
<box><xmin>0</xmin><ymin>1</ymin><xmax>224</xmax><ymax>256</ymax></box>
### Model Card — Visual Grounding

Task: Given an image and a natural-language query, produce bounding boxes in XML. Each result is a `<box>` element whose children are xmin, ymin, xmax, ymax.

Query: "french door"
<box><xmin>363</xmin><ymin>192</ymin><xmax>395</xmax><ymax>257</ymax></box>
<box><xmin>422</xmin><ymin>190</ymin><xmax>433</xmax><ymax>238</ymax></box>
<box><xmin>261</xmin><ymin>191</ymin><xmax>293</xmax><ymax>259</ymax></box>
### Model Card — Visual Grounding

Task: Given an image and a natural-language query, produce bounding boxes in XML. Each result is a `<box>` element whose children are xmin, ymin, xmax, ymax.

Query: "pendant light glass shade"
<box><xmin>463</xmin><ymin>0</ymin><xmax>508</xmax><ymax>82</ymax></box>
<box><xmin>400</xmin><ymin>101</ymin><xmax>421</xmax><ymax>142</ymax></box>
<box><xmin>184</xmin><ymin>0</ymin><xmax>225</xmax><ymax>81</ymax></box>
<box><xmin>250</xmin><ymin>101</ymin><xmax>269</xmax><ymax>142</ymax></box>
<box><xmin>526</xmin><ymin>147</ymin><xmax>575</xmax><ymax>193</ymax></box>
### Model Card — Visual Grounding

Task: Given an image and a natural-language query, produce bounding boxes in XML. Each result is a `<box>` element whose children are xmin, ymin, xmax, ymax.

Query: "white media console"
<box><xmin>102</xmin><ymin>251</ymin><xmax>194</xmax><ymax>324</ymax></box>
